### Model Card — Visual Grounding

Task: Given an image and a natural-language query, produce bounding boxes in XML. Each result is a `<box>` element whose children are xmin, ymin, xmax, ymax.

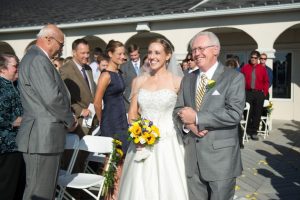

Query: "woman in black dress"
<box><xmin>94</xmin><ymin>40</ymin><xmax>129</xmax><ymax>152</ymax></box>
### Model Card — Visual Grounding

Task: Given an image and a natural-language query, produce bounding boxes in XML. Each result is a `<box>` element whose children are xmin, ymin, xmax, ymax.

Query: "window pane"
<box><xmin>272</xmin><ymin>52</ymin><xmax>291</xmax><ymax>98</ymax></box>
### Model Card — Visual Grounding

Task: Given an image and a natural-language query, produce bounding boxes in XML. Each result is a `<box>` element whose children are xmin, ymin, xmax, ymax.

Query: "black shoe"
<box><xmin>250</xmin><ymin>135</ymin><xmax>259</xmax><ymax>141</ymax></box>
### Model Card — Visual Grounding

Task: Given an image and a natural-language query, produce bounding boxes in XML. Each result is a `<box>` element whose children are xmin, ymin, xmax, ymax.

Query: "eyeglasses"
<box><xmin>191</xmin><ymin>45</ymin><xmax>215</xmax><ymax>54</ymax></box>
<box><xmin>186</xmin><ymin>58</ymin><xmax>194</xmax><ymax>62</ymax></box>
<box><xmin>47</xmin><ymin>36</ymin><xmax>64</xmax><ymax>48</ymax></box>
<box><xmin>8</xmin><ymin>63</ymin><xmax>18</xmax><ymax>68</ymax></box>
<box><xmin>260</xmin><ymin>58</ymin><xmax>267</xmax><ymax>60</ymax></box>
<box><xmin>251</xmin><ymin>56</ymin><xmax>258</xmax><ymax>59</ymax></box>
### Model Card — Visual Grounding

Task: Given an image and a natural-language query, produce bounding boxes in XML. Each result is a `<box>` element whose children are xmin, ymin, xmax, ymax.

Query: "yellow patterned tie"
<box><xmin>195</xmin><ymin>74</ymin><xmax>208</xmax><ymax>111</ymax></box>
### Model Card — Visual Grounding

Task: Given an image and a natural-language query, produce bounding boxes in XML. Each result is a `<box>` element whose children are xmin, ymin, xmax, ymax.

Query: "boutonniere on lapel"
<box><xmin>206</xmin><ymin>80</ymin><xmax>216</xmax><ymax>91</ymax></box>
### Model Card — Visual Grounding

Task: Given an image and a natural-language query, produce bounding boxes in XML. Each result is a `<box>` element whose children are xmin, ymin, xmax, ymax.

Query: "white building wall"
<box><xmin>0</xmin><ymin>10</ymin><xmax>300</xmax><ymax>121</ymax></box>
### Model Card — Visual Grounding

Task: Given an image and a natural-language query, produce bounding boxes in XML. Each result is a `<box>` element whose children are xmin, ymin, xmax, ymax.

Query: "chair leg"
<box><xmin>242</xmin><ymin>129</ymin><xmax>248</xmax><ymax>144</ymax></box>
<box><xmin>258</xmin><ymin>118</ymin><xmax>268</xmax><ymax>139</ymax></box>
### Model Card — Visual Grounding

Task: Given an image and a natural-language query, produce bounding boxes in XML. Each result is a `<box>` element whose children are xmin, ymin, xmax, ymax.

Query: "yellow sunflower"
<box><xmin>143</xmin><ymin>125</ymin><xmax>151</xmax><ymax>132</ymax></box>
<box><xmin>129</xmin><ymin>124</ymin><xmax>142</xmax><ymax>137</ymax></box>
<box><xmin>146</xmin><ymin>133</ymin><xmax>156</xmax><ymax>145</ymax></box>
<box><xmin>151</xmin><ymin>125</ymin><xmax>160</xmax><ymax>137</ymax></box>
<box><xmin>116</xmin><ymin>148</ymin><xmax>124</xmax><ymax>158</ymax></box>
<box><xmin>113</xmin><ymin>139</ymin><xmax>122</xmax><ymax>146</ymax></box>
<box><xmin>133</xmin><ymin>137</ymin><xmax>140</xmax><ymax>144</ymax></box>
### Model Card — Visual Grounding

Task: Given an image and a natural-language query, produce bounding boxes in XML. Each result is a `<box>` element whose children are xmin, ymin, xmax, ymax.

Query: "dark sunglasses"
<box><xmin>186</xmin><ymin>58</ymin><xmax>194</xmax><ymax>62</ymax></box>
<box><xmin>251</xmin><ymin>56</ymin><xmax>258</xmax><ymax>59</ymax></box>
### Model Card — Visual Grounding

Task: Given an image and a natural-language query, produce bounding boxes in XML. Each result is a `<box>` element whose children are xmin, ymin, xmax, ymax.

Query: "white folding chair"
<box><xmin>84</xmin><ymin>152</ymin><xmax>106</xmax><ymax>174</ymax></box>
<box><xmin>57</xmin><ymin>135</ymin><xmax>114</xmax><ymax>200</ymax></box>
<box><xmin>59</xmin><ymin>133</ymin><xmax>80</xmax><ymax>176</ymax></box>
<box><xmin>85</xmin><ymin>126</ymin><xmax>108</xmax><ymax>175</ymax></box>
<box><xmin>258</xmin><ymin>100</ymin><xmax>270</xmax><ymax>139</ymax></box>
<box><xmin>56</xmin><ymin>133</ymin><xmax>80</xmax><ymax>198</ymax></box>
<box><xmin>240</xmin><ymin>102</ymin><xmax>250</xmax><ymax>144</ymax></box>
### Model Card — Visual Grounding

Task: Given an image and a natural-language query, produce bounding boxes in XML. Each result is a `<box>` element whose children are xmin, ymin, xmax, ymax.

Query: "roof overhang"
<box><xmin>1</xmin><ymin>3</ymin><xmax>300</xmax><ymax>33</ymax></box>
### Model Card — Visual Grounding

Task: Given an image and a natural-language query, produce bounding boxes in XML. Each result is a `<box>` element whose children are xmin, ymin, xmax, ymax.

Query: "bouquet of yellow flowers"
<box><xmin>128</xmin><ymin>118</ymin><xmax>160</xmax><ymax>146</ymax></box>
<box><xmin>128</xmin><ymin>118</ymin><xmax>160</xmax><ymax>161</ymax></box>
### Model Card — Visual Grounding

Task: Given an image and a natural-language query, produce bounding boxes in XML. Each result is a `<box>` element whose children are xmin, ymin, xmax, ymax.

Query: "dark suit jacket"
<box><xmin>174</xmin><ymin>63</ymin><xmax>245</xmax><ymax>181</ymax></box>
<box><xmin>17</xmin><ymin>45</ymin><xmax>74</xmax><ymax>153</ymax></box>
<box><xmin>121</xmin><ymin>60</ymin><xmax>138</xmax><ymax>111</ymax></box>
<box><xmin>59</xmin><ymin>60</ymin><xmax>97</xmax><ymax>136</ymax></box>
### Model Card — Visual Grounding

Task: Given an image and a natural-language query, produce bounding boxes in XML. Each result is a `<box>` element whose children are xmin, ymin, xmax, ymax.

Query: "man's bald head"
<box><xmin>36</xmin><ymin>24</ymin><xmax>65</xmax><ymax>59</ymax></box>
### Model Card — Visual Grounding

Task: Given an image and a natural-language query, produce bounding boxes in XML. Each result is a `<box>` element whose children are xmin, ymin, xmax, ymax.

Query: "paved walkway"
<box><xmin>234</xmin><ymin>120</ymin><xmax>300</xmax><ymax>200</ymax></box>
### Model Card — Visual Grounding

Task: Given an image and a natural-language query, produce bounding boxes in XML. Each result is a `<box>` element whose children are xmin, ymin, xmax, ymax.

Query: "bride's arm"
<box><xmin>174</xmin><ymin>75</ymin><xmax>182</xmax><ymax>94</ymax></box>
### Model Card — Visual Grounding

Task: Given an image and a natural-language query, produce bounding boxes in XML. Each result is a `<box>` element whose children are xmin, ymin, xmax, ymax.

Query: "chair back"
<box><xmin>241</xmin><ymin>102</ymin><xmax>251</xmax><ymax>144</ymax></box>
<box><xmin>244</xmin><ymin>102</ymin><xmax>250</xmax><ymax>120</ymax></box>
<box><xmin>263</xmin><ymin>99</ymin><xmax>270</xmax><ymax>107</ymax></box>
<box><xmin>62</xmin><ymin>133</ymin><xmax>80</xmax><ymax>175</ymax></box>
<box><xmin>79</xmin><ymin>135</ymin><xmax>114</xmax><ymax>154</ymax></box>
<box><xmin>64</xmin><ymin>133</ymin><xmax>80</xmax><ymax>150</ymax></box>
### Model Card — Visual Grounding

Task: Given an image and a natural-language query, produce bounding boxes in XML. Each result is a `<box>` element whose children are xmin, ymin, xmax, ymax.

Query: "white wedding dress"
<box><xmin>118</xmin><ymin>88</ymin><xmax>188</xmax><ymax>200</ymax></box>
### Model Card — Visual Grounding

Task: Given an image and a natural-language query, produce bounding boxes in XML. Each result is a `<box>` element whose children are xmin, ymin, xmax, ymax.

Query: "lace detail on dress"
<box><xmin>138</xmin><ymin>89</ymin><xmax>177</xmax><ymax>139</ymax></box>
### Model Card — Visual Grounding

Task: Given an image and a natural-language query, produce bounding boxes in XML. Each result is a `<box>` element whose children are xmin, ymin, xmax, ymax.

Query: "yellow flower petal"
<box><xmin>116</xmin><ymin>148</ymin><xmax>123</xmax><ymax>158</ymax></box>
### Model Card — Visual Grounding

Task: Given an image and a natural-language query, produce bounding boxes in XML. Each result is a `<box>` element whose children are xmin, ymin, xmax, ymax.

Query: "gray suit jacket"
<box><xmin>59</xmin><ymin>60</ymin><xmax>97</xmax><ymax>136</ymax></box>
<box><xmin>121</xmin><ymin>60</ymin><xmax>138</xmax><ymax>111</ymax></box>
<box><xmin>174</xmin><ymin>63</ymin><xmax>245</xmax><ymax>181</ymax></box>
<box><xmin>17</xmin><ymin>45</ymin><xmax>75</xmax><ymax>154</ymax></box>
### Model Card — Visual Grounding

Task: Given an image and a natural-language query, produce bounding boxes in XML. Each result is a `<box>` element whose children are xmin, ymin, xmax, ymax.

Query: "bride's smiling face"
<box><xmin>148</xmin><ymin>42</ymin><xmax>171</xmax><ymax>72</ymax></box>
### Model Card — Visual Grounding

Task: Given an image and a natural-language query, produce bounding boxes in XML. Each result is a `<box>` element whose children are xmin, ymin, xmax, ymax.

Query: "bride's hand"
<box><xmin>136</xmin><ymin>143</ymin><xmax>145</xmax><ymax>151</ymax></box>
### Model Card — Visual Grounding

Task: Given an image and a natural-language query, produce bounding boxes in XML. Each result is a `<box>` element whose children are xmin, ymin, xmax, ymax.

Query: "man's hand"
<box><xmin>185</xmin><ymin>124</ymin><xmax>208</xmax><ymax>138</ymax></box>
<box><xmin>197</xmin><ymin>130</ymin><xmax>209</xmax><ymax>137</ymax></box>
<box><xmin>12</xmin><ymin>117</ymin><xmax>22</xmax><ymax>127</ymax></box>
<box><xmin>177</xmin><ymin>107</ymin><xmax>197</xmax><ymax>124</ymax></box>
<box><xmin>81</xmin><ymin>108</ymin><xmax>90</xmax><ymax>118</ymax></box>
<box><xmin>185</xmin><ymin>124</ymin><xmax>198</xmax><ymax>135</ymax></box>
<box><xmin>68</xmin><ymin>116</ymin><xmax>78</xmax><ymax>132</ymax></box>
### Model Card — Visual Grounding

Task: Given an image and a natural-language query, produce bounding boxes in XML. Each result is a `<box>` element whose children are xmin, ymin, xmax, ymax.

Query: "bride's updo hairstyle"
<box><xmin>149</xmin><ymin>38</ymin><xmax>174</xmax><ymax>56</ymax></box>
<box><xmin>105</xmin><ymin>39</ymin><xmax>124</xmax><ymax>59</ymax></box>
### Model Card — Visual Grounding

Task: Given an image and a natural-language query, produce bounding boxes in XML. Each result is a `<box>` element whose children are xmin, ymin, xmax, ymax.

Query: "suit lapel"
<box><xmin>86</xmin><ymin>68</ymin><xmax>95</xmax><ymax>96</ymax></box>
<box><xmin>71</xmin><ymin>61</ymin><xmax>91</xmax><ymax>93</ymax></box>
<box><xmin>35</xmin><ymin>46</ymin><xmax>71</xmax><ymax>107</ymax></box>
<box><xmin>200</xmin><ymin>63</ymin><xmax>225</xmax><ymax>108</ymax></box>
<box><xmin>129</xmin><ymin>61</ymin><xmax>137</xmax><ymax>77</ymax></box>
<box><xmin>190</xmin><ymin>70</ymin><xmax>199</xmax><ymax>109</ymax></box>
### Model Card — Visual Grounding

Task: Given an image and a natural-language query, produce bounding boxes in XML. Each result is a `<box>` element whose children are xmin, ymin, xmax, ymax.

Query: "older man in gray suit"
<box><xmin>17</xmin><ymin>24</ymin><xmax>77</xmax><ymax>200</ymax></box>
<box><xmin>174</xmin><ymin>31</ymin><xmax>245</xmax><ymax>200</ymax></box>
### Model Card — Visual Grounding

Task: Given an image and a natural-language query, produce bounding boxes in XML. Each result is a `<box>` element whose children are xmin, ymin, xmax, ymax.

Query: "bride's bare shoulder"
<box><xmin>132</xmin><ymin>75</ymin><xmax>149</xmax><ymax>88</ymax></box>
<box><xmin>170</xmin><ymin>74</ymin><xmax>182</xmax><ymax>89</ymax></box>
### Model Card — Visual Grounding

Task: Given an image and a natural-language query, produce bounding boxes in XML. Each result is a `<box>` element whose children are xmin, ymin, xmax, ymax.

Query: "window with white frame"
<box><xmin>272</xmin><ymin>52</ymin><xmax>292</xmax><ymax>99</ymax></box>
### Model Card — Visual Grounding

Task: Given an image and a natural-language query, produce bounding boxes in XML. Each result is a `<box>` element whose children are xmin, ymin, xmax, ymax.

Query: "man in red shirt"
<box><xmin>241</xmin><ymin>50</ymin><xmax>269</xmax><ymax>140</ymax></box>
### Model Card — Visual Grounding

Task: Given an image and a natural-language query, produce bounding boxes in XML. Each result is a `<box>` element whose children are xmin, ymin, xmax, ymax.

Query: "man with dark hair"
<box><xmin>241</xmin><ymin>50</ymin><xmax>269</xmax><ymax>140</ymax></box>
<box><xmin>60</xmin><ymin>38</ymin><xmax>97</xmax><ymax>136</ymax></box>
<box><xmin>59</xmin><ymin>38</ymin><xmax>98</xmax><ymax>173</ymax></box>
<box><xmin>121</xmin><ymin>44</ymin><xmax>141</xmax><ymax>111</ymax></box>
<box><xmin>259</xmin><ymin>53</ymin><xmax>273</xmax><ymax>98</ymax></box>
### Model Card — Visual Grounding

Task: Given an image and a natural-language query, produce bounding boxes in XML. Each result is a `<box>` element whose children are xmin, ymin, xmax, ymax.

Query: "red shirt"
<box><xmin>241</xmin><ymin>63</ymin><xmax>269</xmax><ymax>96</ymax></box>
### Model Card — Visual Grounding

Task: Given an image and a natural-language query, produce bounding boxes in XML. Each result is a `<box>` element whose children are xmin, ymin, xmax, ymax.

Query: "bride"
<box><xmin>118</xmin><ymin>38</ymin><xmax>188</xmax><ymax>200</ymax></box>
